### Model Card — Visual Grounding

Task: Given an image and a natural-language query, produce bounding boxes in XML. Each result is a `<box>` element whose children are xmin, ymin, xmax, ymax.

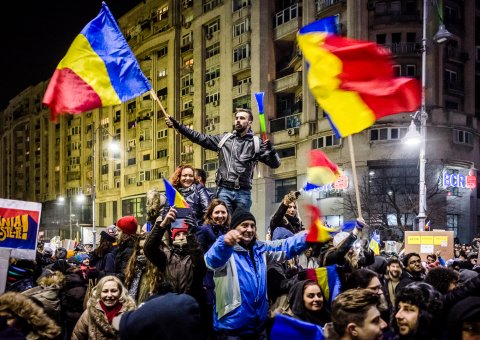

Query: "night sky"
<box><xmin>0</xmin><ymin>0</ymin><xmax>141</xmax><ymax>111</ymax></box>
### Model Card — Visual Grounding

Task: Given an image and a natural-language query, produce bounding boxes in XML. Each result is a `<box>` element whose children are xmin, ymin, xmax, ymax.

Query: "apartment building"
<box><xmin>0</xmin><ymin>0</ymin><xmax>478</xmax><ymax>242</ymax></box>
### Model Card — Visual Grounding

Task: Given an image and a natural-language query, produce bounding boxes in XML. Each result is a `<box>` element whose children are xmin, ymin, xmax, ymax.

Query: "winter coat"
<box><xmin>397</xmin><ymin>269</ymin><xmax>425</xmax><ymax>291</ymax></box>
<box><xmin>23</xmin><ymin>285</ymin><xmax>62</xmax><ymax>325</ymax></box>
<box><xmin>205</xmin><ymin>232</ymin><xmax>307</xmax><ymax>335</ymax></box>
<box><xmin>92</xmin><ymin>249</ymin><xmax>116</xmax><ymax>279</ymax></box>
<box><xmin>72</xmin><ymin>296</ymin><xmax>135</xmax><ymax>340</ymax></box>
<box><xmin>269</xmin><ymin>202</ymin><xmax>303</xmax><ymax>240</ymax></box>
<box><xmin>144</xmin><ymin>221</ymin><xmax>206</xmax><ymax>304</ymax></box>
<box><xmin>170</xmin><ymin>116</ymin><xmax>281</xmax><ymax>189</ymax></box>
<box><xmin>114</xmin><ymin>239</ymin><xmax>134</xmax><ymax>282</ymax></box>
<box><xmin>61</xmin><ymin>269</ymin><xmax>88</xmax><ymax>338</ymax></box>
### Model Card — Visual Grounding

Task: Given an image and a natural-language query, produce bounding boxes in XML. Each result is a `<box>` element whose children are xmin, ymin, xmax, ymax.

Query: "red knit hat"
<box><xmin>116</xmin><ymin>216</ymin><xmax>138</xmax><ymax>235</ymax></box>
<box><xmin>171</xmin><ymin>226</ymin><xmax>189</xmax><ymax>239</ymax></box>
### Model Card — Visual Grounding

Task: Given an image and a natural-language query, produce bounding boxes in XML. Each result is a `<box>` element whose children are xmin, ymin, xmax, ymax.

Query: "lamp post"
<box><xmin>91</xmin><ymin>122</ymin><xmax>120</xmax><ymax>248</ymax></box>
<box><xmin>404</xmin><ymin>0</ymin><xmax>452</xmax><ymax>231</ymax></box>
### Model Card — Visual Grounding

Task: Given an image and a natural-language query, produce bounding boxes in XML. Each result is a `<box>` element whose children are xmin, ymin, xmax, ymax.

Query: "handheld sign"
<box><xmin>254</xmin><ymin>92</ymin><xmax>267</xmax><ymax>141</ymax></box>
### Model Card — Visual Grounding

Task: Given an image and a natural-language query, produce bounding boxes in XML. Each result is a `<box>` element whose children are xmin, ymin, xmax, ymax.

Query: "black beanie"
<box><xmin>230</xmin><ymin>208</ymin><xmax>256</xmax><ymax>229</ymax></box>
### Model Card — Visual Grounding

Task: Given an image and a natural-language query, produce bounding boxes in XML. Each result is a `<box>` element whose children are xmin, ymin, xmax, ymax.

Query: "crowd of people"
<box><xmin>1</xmin><ymin>108</ymin><xmax>479</xmax><ymax>339</ymax></box>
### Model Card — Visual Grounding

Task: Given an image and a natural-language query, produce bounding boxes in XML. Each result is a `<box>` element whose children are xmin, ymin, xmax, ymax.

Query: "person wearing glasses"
<box><xmin>397</xmin><ymin>253</ymin><xmax>426</xmax><ymax>291</ymax></box>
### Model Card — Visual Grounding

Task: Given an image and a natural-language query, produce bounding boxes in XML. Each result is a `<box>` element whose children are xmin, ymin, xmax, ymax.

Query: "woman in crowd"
<box><xmin>0</xmin><ymin>291</ymin><xmax>61</xmax><ymax>339</ymax></box>
<box><xmin>269</xmin><ymin>191</ymin><xmax>303</xmax><ymax>240</ymax></box>
<box><xmin>91</xmin><ymin>231</ymin><xmax>117</xmax><ymax>279</ymax></box>
<box><xmin>196</xmin><ymin>199</ymin><xmax>231</xmax><ymax>253</ymax></box>
<box><xmin>165</xmin><ymin>165</ymin><xmax>211</xmax><ymax>226</ymax></box>
<box><xmin>72</xmin><ymin>275</ymin><xmax>135</xmax><ymax>340</ymax></box>
<box><xmin>285</xmin><ymin>280</ymin><xmax>331</xmax><ymax>327</ymax></box>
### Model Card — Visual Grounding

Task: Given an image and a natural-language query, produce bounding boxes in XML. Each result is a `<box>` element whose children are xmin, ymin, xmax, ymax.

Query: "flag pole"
<box><xmin>150</xmin><ymin>89</ymin><xmax>169</xmax><ymax>117</ymax></box>
<box><xmin>347</xmin><ymin>135</ymin><xmax>363</xmax><ymax>220</ymax></box>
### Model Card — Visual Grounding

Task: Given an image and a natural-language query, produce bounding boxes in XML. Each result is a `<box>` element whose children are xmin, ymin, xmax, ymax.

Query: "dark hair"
<box><xmin>387</xmin><ymin>257</ymin><xmax>401</xmax><ymax>267</ymax></box>
<box><xmin>343</xmin><ymin>268</ymin><xmax>379</xmax><ymax>291</ymax></box>
<box><xmin>426</xmin><ymin>254</ymin><xmax>437</xmax><ymax>261</ymax></box>
<box><xmin>402</xmin><ymin>252</ymin><xmax>421</xmax><ymax>267</ymax></box>
<box><xmin>394</xmin><ymin>282</ymin><xmax>443</xmax><ymax>338</ymax></box>
<box><xmin>203</xmin><ymin>199</ymin><xmax>230</xmax><ymax>226</ymax></box>
<box><xmin>235</xmin><ymin>108</ymin><xmax>253</xmax><ymax>121</ymax></box>
<box><xmin>332</xmin><ymin>289</ymin><xmax>381</xmax><ymax>337</ymax></box>
<box><xmin>194</xmin><ymin>168</ymin><xmax>208</xmax><ymax>184</ymax></box>
<box><xmin>425</xmin><ymin>267</ymin><xmax>459</xmax><ymax>294</ymax></box>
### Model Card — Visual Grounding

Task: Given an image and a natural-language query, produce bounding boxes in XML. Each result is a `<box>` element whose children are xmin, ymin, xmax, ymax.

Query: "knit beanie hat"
<box><xmin>171</xmin><ymin>225</ymin><xmax>189</xmax><ymax>239</ymax></box>
<box><xmin>117</xmin><ymin>216</ymin><xmax>138</xmax><ymax>235</ymax></box>
<box><xmin>230</xmin><ymin>208</ymin><xmax>256</xmax><ymax>229</ymax></box>
<box><xmin>100</xmin><ymin>230</ymin><xmax>116</xmax><ymax>243</ymax></box>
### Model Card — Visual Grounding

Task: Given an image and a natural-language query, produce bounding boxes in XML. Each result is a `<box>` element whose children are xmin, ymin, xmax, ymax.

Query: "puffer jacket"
<box><xmin>170</xmin><ymin>117</ymin><xmax>281</xmax><ymax>189</ymax></box>
<box><xmin>23</xmin><ymin>285</ymin><xmax>62</xmax><ymax>325</ymax></box>
<box><xmin>71</xmin><ymin>295</ymin><xmax>135</xmax><ymax>340</ymax></box>
<box><xmin>144</xmin><ymin>220</ymin><xmax>206</xmax><ymax>304</ymax></box>
<box><xmin>205</xmin><ymin>232</ymin><xmax>307</xmax><ymax>335</ymax></box>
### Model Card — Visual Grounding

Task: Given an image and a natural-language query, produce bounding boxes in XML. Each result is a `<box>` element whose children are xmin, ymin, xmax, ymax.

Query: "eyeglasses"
<box><xmin>408</xmin><ymin>259</ymin><xmax>421</xmax><ymax>265</ymax></box>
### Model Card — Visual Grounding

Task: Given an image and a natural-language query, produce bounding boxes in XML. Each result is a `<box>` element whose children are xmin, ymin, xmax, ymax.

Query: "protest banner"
<box><xmin>0</xmin><ymin>198</ymin><xmax>42</xmax><ymax>293</ymax></box>
<box><xmin>404</xmin><ymin>230</ymin><xmax>454</xmax><ymax>261</ymax></box>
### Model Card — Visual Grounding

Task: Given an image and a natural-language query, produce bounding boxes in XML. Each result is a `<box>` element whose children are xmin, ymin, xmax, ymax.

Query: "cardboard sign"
<box><xmin>404</xmin><ymin>230</ymin><xmax>454</xmax><ymax>261</ymax></box>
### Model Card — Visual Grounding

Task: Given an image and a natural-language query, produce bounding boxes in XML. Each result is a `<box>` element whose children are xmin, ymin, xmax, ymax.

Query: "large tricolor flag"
<box><xmin>163</xmin><ymin>179</ymin><xmax>190</xmax><ymax>209</ymax></box>
<box><xmin>271</xmin><ymin>314</ymin><xmax>324</xmax><ymax>340</ymax></box>
<box><xmin>304</xmin><ymin>265</ymin><xmax>341</xmax><ymax>304</ymax></box>
<box><xmin>43</xmin><ymin>2</ymin><xmax>152</xmax><ymax>121</ymax></box>
<box><xmin>306</xmin><ymin>205</ymin><xmax>339</xmax><ymax>243</ymax></box>
<box><xmin>297</xmin><ymin>16</ymin><xmax>420</xmax><ymax>137</ymax></box>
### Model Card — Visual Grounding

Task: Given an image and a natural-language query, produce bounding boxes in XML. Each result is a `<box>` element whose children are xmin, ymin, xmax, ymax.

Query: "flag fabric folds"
<box><xmin>271</xmin><ymin>314</ymin><xmax>324</xmax><ymax>340</ymax></box>
<box><xmin>297</xmin><ymin>17</ymin><xmax>421</xmax><ymax>138</ymax></box>
<box><xmin>163</xmin><ymin>179</ymin><xmax>190</xmax><ymax>208</ymax></box>
<box><xmin>304</xmin><ymin>265</ymin><xmax>341</xmax><ymax>304</ymax></box>
<box><xmin>306</xmin><ymin>205</ymin><xmax>339</xmax><ymax>243</ymax></box>
<box><xmin>369</xmin><ymin>230</ymin><xmax>381</xmax><ymax>256</ymax></box>
<box><xmin>307</xmin><ymin>149</ymin><xmax>341</xmax><ymax>187</ymax></box>
<box><xmin>43</xmin><ymin>2</ymin><xmax>152</xmax><ymax>121</ymax></box>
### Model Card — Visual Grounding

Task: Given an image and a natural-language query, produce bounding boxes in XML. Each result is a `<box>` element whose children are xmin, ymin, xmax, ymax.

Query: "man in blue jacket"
<box><xmin>205</xmin><ymin>208</ymin><xmax>307</xmax><ymax>339</ymax></box>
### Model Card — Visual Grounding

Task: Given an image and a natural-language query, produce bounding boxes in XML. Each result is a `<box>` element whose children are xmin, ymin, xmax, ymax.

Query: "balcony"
<box><xmin>205</xmin><ymin>54</ymin><xmax>220</xmax><ymax>69</ymax></box>
<box><xmin>274</xmin><ymin>16</ymin><xmax>301</xmax><ymax>41</ymax></box>
<box><xmin>233</xmin><ymin>3</ymin><xmax>250</xmax><ymax>21</ymax></box>
<box><xmin>383</xmin><ymin>42</ymin><xmax>419</xmax><ymax>56</ymax></box>
<box><xmin>273</xmin><ymin>72</ymin><xmax>302</xmax><ymax>93</ymax></box>
<box><xmin>232</xmin><ymin>58</ymin><xmax>251</xmax><ymax>75</ymax></box>
<box><xmin>446</xmin><ymin>46</ymin><xmax>469</xmax><ymax>64</ymax></box>
<box><xmin>181</xmin><ymin>65</ymin><xmax>194</xmax><ymax>76</ymax></box>
<box><xmin>140</xmin><ymin>160</ymin><xmax>151</xmax><ymax>170</ymax></box>
<box><xmin>233</xmin><ymin>83</ymin><xmax>251</xmax><ymax>99</ymax></box>
<box><xmin>181</xmin><ymin>42</ymin><xmax>193</xmax><ymax>53</ymax></box>
<box><xmin>270</xmin><ymin>112</ymin><xmax>302</xmax><ymax>133</ymax></box>
<box><xmin>373</xmin><ymin>10</ymin><xmax>420</xmax><ymax>25</ymax></box>
<box><xmin>316</xmin><ymin>0</ymin><xmax>345</xmax><ymax>12</ymax></box>
<box><xmin>233</xmin><ymin>31</ymin><xmax>251</xmax><ymax>47</ymax></box>
<box><xmin>139</xmin><ymin>140</ymin><xmax>151</xmax><ymax>150</ymax></box>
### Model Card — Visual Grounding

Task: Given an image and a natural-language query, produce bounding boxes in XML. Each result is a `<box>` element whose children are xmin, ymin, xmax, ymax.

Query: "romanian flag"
<box><xmin>369</xmin><ymin>230</ymin><xmax>381</xmax><ymax>255</ymax></box>
<box><xmin>43</xmin><ymin>3</ymin><xmax>152</xmax><ymax>121</ymax></box>
<box><xmin>304</xmin><ymin>265</ymin><xmax>341</xmax><ymax>304</ymax></box>
<box><xmin>271</xmin><ymin>314</ymin><xmax>324</xmax><ymax>340</ymax></box>
<box><xmin>163</xmin><ymin>179</ymin><xmax>190</xmax><ymax>208</ymax></box>
<box><xmin>306</xmin><ymin>205</ymin><xmax>339</xmax><ymax>243</ymax></box>
<box><xmin>297</xmin><ymin>17</ymin><xmax>420</xmax><ymax>137</ymax></box>
<box><xmin>307</xmin><ymin>149</ymin><xmax>341</xmax><ymax>187</ymax></box>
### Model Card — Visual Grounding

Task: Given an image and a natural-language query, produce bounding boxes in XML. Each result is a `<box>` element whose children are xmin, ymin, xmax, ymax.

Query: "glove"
<box><xmin>184</xmin><ymin>214</ymin><xmax>199</xmax><ymax>233</ymax></box>
<box><xmin>260</xmin><ymin>139</ymin><xmax>273</xmax><ymax>152</ymax></box>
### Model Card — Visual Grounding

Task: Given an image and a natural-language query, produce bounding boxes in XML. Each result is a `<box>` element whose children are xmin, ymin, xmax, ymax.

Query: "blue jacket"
<box><xmin>205</xmin><ymin>232</ymin><xmax>307</xmax><ymax>335</ymax></box>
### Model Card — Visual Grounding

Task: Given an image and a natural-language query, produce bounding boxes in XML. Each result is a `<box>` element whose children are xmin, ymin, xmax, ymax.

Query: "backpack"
<box><xmin>217</xmin><ymin>132</ymin><xmax>260</xmax><ymax>155</ymax></box>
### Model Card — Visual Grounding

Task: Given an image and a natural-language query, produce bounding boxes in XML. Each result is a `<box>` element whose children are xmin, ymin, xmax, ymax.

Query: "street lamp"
<box><xmin>404</xmin><ymin>0</ymin><xmax>452</xmax><ymax>231</ymax></box>
<box><xmin>92</xmin><ymin>122</ymin><xmax>120</xmax><ymax>248</ymax></box>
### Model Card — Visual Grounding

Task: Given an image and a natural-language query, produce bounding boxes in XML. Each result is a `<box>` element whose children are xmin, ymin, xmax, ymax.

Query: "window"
<box><xmin>393</xmin><ymin>65</ymin><xmax>401</xmax><ymax>77</ymax></box>
<box><xmin>157</xmin><ymin>45</ymin><xmax>168</xmax><ymax>57</ymax></box>
<box><xmin>143</xmin><ymin>154</ymin><xmax>150</xmax><ymax>161</ymax></box>
<box><xmin>139</xmin><ymin>171</ymin><xmax>151</xmax><ymax>182</ymax></box>
<box><xmin>391</xmin><ymin>33</ymin><xmax>401</xmax><ymax>44</ymax></box>
<box><xmin>101</xmin><ymin>164</ymin><xmax>108</xmax><ymax>175</ymax></box>
<box><xmin>275</xmin><ymin>178</ymin><xmax>297</xmax><ymax>202</ymax></box>
<box><xmin>115</xmin><ymin>179</ymin><xmax>120</xmax><ymax>188</ymax></box>
<box><xmin>277</xmin><ymin>147</ymin><xmax>295</xmax><ymax>158</ymax></box>
<box><xmin>206</xmin><ymin>19</ymin><xmax>220</xmax><ymax>35</ymax></box>
<box><xmin>181</xmin><ymin>74</ymin><xmax>193</xmax><ymax>96</ymax></box>
<box><xmin>70</xmin><ymin>126</ymin><xmax>81</xmax><ymax>135</ymax></box>
<box><xmin>453</xmin><ymin>129</ymin><xmax>473</xmax><ymax>146</ymax></box>
<box><xmin>206</xmin><ymin>92</ymin><xmax>220</xmax><ymax>104</ymax></box>
<box><xmin>157</xmin><ymin>149</ymin><xmax>167</xmax><ymax>158</ymax></box>
<box><xmin>233</xmin><ymin>18</ymin><xmax>250</xmax><ymax>37</ymax></box>
<box><xmin>152</xmin><ymin>169</ymin><xmax>167</xmax><ymax>179</ymax></box>
<box><xmin>158</xmin><ymin>69</ymin><xmax>167</xmax><ymax>78</ymax></box>
<box><xmin>233</xmin><ymin>44</ymin><xmax>250</xmax><ymax>62</ymax></box>
<box><xmin>206</xmin><ymin>42</ymin><xmax>220</xmax><ymax>58</ymax></box>
<box><xmin>127</xmin><ymin>158</ymin><xmax>136</xmax><ymax>166</ymax></box>
<box><xmin>376</xmin><ymin>34</ymin><xmax>386</xmax><ymax>44</ymax></box>
<box><xmin>203</xmin><ymin>160</ymin><xmax>219</xmax><ymax>172</ymax></box>
<box><xmin>312</xmin><ymin>134</ymin><xmax>342</xmax><ymax>149</ymax></box>
<box><xmin>405</xmin><ymin>64</ymin><xmax>416</xmax><ymax>77</ymax></box>
<box><xmin>406</xmin><ymin>32</ymin><xmax>416</xmax><ymax>43</ymax></box>
<box><xmin>182</xmin><ymin>33</ymin><xmax>192</xmax><ymax>46</ymax></box>
<box><xmin>121</xmin><ymin>197</ymin><xmax>147</xmax><ymax>225</ymax></box>
<box><xmin>274</xmin><ymin>4</ymin><xmax>298</xmax><ymax>27</ymax></box>
<box><xmin>370</xmin><ymin>127</ymin><xmax>408</xmax><ymax>141</ymax></box>
<box><xmin>447</xmin><ymin>214</ymin><xmax>459</xmax><ymax>237</ymax></box>
<box><xmin>368</xmin><ymin>165</ymin><xmax>418</xmax><ymax>195</ymax></box>
<box><xmin>183</xmin><ymin>101</ymin><xmax>193</xmax><ymax>110</ymax></box>
<box><xmin>127</xmin><ymin>176</ymin><xmax>136</xmax><ymax>185</ymax></box>
<box><xmin>156</xmin><ymin>6</ymin><xmax>169</xmax><ymax>21</ymax></box>
<box><xmin>205</xmin><ymin>67</ymin><xmax>220</xmax><ymax>81</ymax></box>
<box><xmin>445</xmin><ymin>100</ymin><xmax>459</xmax><ymax>110</ymax></box>
<box><xmin>157</xmin><ymin>129</ymin><xmax>168</xmax><ymax>139</ymax></box>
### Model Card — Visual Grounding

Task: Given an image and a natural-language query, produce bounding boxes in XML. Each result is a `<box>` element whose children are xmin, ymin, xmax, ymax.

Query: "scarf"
<box><xmin>100</xmin><ymin>301</ymin><xmax>123</xmax><ymax>324</ymax></box>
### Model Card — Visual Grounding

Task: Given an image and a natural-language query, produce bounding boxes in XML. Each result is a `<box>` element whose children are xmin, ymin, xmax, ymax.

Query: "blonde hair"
<box><xmin>92</xmin><ymin>275</ymin><xmax>131</xmax><ymax>305</ymax></box>
<box><xmin>36</xmin><ymin>270</ymin><xmax>65</xmax><ymax>289</ymax></box>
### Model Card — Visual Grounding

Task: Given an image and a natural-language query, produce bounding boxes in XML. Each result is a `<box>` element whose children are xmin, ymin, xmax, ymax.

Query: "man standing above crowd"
<box><xmin>165</xmin><ymin>108</ymin><xmax>281</xmax><ymax>213</ymax></box>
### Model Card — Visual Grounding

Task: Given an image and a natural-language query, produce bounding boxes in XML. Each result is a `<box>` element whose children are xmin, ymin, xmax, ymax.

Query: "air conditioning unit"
<box><xmin>206</xmin><ymin>124</ymin><xmax>215</xmax><ymax>131</ymax></box>
<box><xmin>207</xmin><ymin>79</ymin><xmax>215</xmax><ymax>87</ymax></box>
<box><xmin>212</xmin><ymin>100</ymin><xmax>219</xmax><ymax>107</ymax></box>
<box><xmin>287</xmin><ymin>128</ymin><xmax>299</xmax><ymax>136</ymax></box>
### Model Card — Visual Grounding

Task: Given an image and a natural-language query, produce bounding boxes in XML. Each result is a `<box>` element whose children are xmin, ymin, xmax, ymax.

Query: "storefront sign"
<box><xmin>443</xmin><ymin>170</ymin><xmax>476</xmax><ymax>189</ymax></box>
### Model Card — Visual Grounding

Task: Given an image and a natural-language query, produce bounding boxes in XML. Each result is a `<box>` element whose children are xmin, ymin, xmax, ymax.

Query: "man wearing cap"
<box><xmin>205</xmin><ymin>208</ymin><xmax>308</xmax><ymax>338</ymax></box>
<box><xmin>114</xmin><ymin>216</ymin><xmax>138</xmax><ymax>282</ymax></box>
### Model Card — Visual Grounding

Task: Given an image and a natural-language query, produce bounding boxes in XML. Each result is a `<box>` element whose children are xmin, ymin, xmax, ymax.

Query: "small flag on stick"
<box><xmin>163</xmin><ymin>179</ymin><xmax>190</xmax><ymax>208</ymax></box>
<box><xmin>306</xmin><ymin>205</ymin><xmax>339</xmax><ymax>243</ymax></box>
<box><xmin>369</xmin><ymin>230</ymin><xmax>381</xmax><ymax>255</ymax></box>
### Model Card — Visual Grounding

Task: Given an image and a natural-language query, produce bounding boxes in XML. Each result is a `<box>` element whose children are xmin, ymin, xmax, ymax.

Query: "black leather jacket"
<box><xmin>163</xmin><ymin>183</ymin><xmax>211</xmax><ymax>226</ymax></box>
<box><xmin>171</xmin><ymin>117</ymin><xmax>281</xmax><ymax>189</ymax></box>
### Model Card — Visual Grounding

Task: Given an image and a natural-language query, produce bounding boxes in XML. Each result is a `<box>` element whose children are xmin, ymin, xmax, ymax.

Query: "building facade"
<box><xmin>0</xmin><ymin>0</ymin><xmax>478</xmax><ymax>242</ymax></box>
